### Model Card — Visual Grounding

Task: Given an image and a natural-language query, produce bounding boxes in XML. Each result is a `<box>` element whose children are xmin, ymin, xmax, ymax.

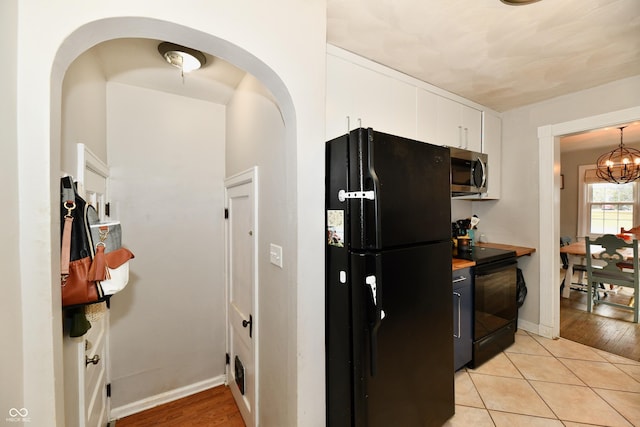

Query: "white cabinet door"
<box><xmin>350</xmin><ymin>62</ymin><xmax>392</xmax><ymax>132</ymax></box>
<box><xmin>386</xmin><ymin>79</ymin><xmax>417</xmax><ymax>140</ymax></box>
<box><xmin>326</xmin><ymin>55</ymin><xmax>356</xmax><ymax>140</ymax></box>
<box><xmin>436</xmin><ymin>96</ymin><xmax>482</xmax><ymax>151</ymax></box>
<box><xmin>462</xmin><ymin>104</ymin><xmax>482</xmax><ymax>152</ymax></box>
<box><xmin>481</xmin><ymin>112</ymin><xmax>502</xmax><ymax>199</ymax></box>
<box><xmin>326</xmin><ymin>55</ymin><xmax>417</xmax><ymax>140</ymax></box>
<box><xmin>416</xmin><ymin>89</ymin><xmax>438</xmax><ymax>144</ymax></box>
<box><xmin>436</xmin><ymin>96</ymin><xmax>463</xmax><ymax>148</ymax></box>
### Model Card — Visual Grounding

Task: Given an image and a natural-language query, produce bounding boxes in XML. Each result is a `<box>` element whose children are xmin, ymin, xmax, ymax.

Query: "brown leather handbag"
<box><xmin>60</xmin><ymin>179</ymin><xmax>104</xmax><ymax>308</ymax></box>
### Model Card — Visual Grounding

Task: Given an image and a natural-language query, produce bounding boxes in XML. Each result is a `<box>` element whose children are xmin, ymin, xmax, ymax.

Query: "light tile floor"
<box><xmin>445</xmin><ymin>329</ymin><xmax>640</xmax><ymax>427</ymax></box>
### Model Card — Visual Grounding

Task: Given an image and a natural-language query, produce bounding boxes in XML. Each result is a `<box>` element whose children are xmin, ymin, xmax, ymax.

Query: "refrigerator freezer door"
<box><xmin>325</xmin><ymin>133</ymin><xmax>354</xmax><ymax>426</ymax></box>
<box><xmin>347</xmin><ymin>128</ymin><xmax>451</xmax><ymax>250</ymax></box>
<box><xmin>351</xmin><ymin>242</ymin><xmax>454</xmax><ymax>427</ymax></box>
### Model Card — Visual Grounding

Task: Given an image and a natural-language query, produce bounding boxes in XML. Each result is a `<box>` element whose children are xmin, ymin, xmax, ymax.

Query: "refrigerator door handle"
<box><xmin>366</xmin><ymin>275</ymin><xmax>377</xmax><ymax>305</ymax></box>
<box><xmin>366</xmin><ymin>274</ymin><xmax>384</xmax><ymax>376</ymax></box>
<box><xmin>365</xmin><ymin>135</ymin><xmax>382</xmax><ymax>247</ymax></box>
<box><xmin>365</xmin><ymin>275</ymin><xmax>385</xmax><ymax>319</ymax></box>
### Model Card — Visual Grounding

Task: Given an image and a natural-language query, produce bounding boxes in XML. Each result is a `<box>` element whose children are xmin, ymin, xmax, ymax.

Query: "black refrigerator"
<box><xmin>326</xmin><ymin>128</ymin><xmax>454</xmax><ymax>427</ymax></box>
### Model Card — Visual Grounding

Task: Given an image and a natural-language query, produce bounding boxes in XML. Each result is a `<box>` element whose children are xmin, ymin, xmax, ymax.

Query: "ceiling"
<box><xmin>92</xmin><ymin>38</ymin><xmax>247</xmax><ymax>105</ymax></box>
<box><xmin>326</xmin><ymin>0</ymin><xmax>640</xmax><ymax>113</ymax></box>
<box><xmin>87</xmin><ymin>0</ymin><xmax>640</xmax><ymax>150</ymax></box>
<box><xmin>560</xmin><ymin>121</ymin><xmax>640</xmax><ymax>152</ymax></box>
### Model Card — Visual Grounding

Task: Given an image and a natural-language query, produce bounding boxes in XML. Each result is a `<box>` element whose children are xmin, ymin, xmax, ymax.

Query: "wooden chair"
<box><xmin>585</xmin><ymin>234</ymin><xmax>639</xmax><ymax>323</ymax></box>
<box><xmin>560</xmin><ymin>236</ymin><xmax>587</xmax><ymax>291</ymax></box>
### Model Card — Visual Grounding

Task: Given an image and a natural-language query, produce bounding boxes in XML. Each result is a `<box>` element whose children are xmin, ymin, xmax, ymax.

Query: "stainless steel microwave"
<box><xmin>450</xmin><ymin>147</ymin><xmax>488</xmax><ymax>196</ymax></box>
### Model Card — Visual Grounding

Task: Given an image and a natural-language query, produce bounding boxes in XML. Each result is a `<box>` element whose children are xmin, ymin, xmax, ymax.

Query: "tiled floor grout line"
<box><xmin>523</xmin><ymin>330</ymin><xmax>635</xmax><ymax>426</ymax></box>
<box><xmin>590</xmin><ymin>387</ymin><xmax>638</xmax><ymax>427</ymax></box>
<box><xmin>502</xmin><ymin>350</ymin><xmax>562</xmax><ymax>422</ymax></box>
<box><xmin>463</xmin><ymin>370</ymin><xmax>495</xmax><ymax>426</ymax></box>
<box><xmin>452</xmin><ymin>330</ymin><xmax>640</xmax><ymax>426</ymax></box>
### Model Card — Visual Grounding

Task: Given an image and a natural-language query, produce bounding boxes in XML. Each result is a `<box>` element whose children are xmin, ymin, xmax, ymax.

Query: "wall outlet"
<box><xmin>270</xmin><ymin>244</ymin><xmax>283</xmax><ymax>268</ymax></box>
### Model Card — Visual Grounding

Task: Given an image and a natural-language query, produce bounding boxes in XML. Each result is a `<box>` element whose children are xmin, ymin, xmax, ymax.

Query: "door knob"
<box><xmin>242</xmin><ymin>315</ymin><xmax>253</xmax><ymax>338</ymax></box>
<box><xmin>85</xmin><ymin>355</ymin><xmax>100</xmax><ymax>366</ymax></box>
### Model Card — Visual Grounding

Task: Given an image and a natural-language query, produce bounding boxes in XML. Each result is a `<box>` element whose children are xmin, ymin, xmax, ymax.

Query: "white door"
<box><xmin>225</xmin><ymin>168</ymin><xmax>258</xmax><ymax>427</ymax></box>
<box><xmin>63</xmin><ymin>144</ymin><xmax>111</xmax><ymax>427</ymax></box>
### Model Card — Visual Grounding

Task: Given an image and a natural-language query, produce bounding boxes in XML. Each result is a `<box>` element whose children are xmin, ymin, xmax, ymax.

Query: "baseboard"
<box><xmin>516</xmin><ymin>318</ymin><xmax>541</xmax><ymax>337</ymax></box>
<box><xmin>109</xmin><ymin>375</ymin><xmax>227</xmax><ymax>421</ymax></box>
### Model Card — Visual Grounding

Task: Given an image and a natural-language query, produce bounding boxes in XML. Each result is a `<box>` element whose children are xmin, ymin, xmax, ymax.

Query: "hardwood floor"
<box><xmin>560</xmin><ymin>282</ymin><xmax>640</xmax><ymax>361</ymax></box>
<box><xmin>114</xmin><ymin>385</ymin><xmax>245</xmax><ymax>427</ymax></box>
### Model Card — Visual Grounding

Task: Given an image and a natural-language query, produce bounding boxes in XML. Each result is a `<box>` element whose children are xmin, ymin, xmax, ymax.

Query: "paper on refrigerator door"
<box><xmin>327</xmin><ymin>210</ymin><xmax>344</xmax><ymax>247</ymax></box>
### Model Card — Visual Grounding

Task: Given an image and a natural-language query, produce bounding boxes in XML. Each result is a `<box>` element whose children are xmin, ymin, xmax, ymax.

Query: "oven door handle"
<box><xmin>475</xmin><ymin>258</ymin><xmax>517</xmax><ymax>276</ymax></box>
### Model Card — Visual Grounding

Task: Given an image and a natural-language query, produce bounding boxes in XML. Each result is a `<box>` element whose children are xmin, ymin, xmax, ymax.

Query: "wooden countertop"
<box><xmin>452</xmin><ymin>242</ymin><xmax>536</xmax><ymax>271</ymax></box>
<box><xmin>452</xmin><ymin>258</ymin><xmax>475</xmax><ymax>270</ymax></box>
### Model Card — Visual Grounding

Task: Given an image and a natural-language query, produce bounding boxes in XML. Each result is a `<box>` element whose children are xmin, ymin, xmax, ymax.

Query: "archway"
<box><xmin>51</xmin><ymin>17</ymin><xmax>297</xmax><ymax>425</ymax></box>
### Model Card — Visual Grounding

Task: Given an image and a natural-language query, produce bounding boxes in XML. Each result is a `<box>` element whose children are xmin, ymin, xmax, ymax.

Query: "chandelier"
<box><xmin>596</xmin><ymin>126</ymin><xmax>640</xmax><ymax>184</ymax></box>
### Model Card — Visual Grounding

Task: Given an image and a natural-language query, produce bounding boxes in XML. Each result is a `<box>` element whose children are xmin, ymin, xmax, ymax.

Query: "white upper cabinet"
<box><xmin>436</xmin><ymin>96</ymin><xmax>482</xmax><ymax>151</ymax></box>
<box><xmin>326</xmin><ymin>55</ymin><xmax>416</xmax><ymax>140</ymax></box>
<box><xmin>462</xmin><ymin>105</ymin><xmax>482</xmax><ymax>152</ymax></box>
<box><xmin>387</xmin><ymin>79</ymin><xmax>417</xmax><ymax>140</ymax></box>
<box><xmin>326</xmin><ymin>48</ymin><xmax>499</xmax><ymax>200</ymax></box>
<box><xmin>416</xmin><ymin>89</ymin><xmax>438</xmax><ymax>145</ymax></box>
<box><xmin>326</xmin><ymin>54</ymin><xmax>357</xmax><ymax>140</ymax></box>
<box><xmin>480</xmin><ymin>112</ymin><xmax>502</xmax><ymax>199</ymax></box>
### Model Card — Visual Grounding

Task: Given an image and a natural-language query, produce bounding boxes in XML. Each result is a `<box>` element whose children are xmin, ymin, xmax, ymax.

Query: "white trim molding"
<box><xmin>538</xmin><ymin>106</ymin><xmax>640</xmax><ymax>339</ymax></box>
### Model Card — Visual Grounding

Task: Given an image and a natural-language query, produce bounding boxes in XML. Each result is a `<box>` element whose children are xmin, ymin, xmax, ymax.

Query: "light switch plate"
<box><xmin>270</xmin><ymin>244</ymin><xmax>283</xmax><ymax>268</ymax></box>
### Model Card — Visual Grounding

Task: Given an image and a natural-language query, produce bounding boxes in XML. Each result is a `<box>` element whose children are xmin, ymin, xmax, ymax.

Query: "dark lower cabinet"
<box><xmin>453</xmin><ymin>268</ymin><xmax>473</xmax><ymax>371</ymax></box>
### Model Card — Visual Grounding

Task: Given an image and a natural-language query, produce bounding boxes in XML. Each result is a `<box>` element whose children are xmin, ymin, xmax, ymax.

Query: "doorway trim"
<box><xmin>224</xmin><ymin>166</ymin><xmax>259</xmax><ymax>426</ymax></box>
<box><xmin>538</xmin><ymin>106</ymin><xmax>640</xmax><ymax>338</ymax></box>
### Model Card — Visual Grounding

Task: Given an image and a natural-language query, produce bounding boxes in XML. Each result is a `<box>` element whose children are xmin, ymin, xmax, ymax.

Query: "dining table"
<box><xmin>559</xmin><ymin>239</ymin><xmax>636</xmax><ymax>299</ymax></box>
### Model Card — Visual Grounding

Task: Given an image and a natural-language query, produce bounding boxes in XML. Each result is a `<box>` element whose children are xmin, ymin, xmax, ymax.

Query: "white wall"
<box><xmin>106</xmin><ymin>82</ymin><xmax>227</xmax><ymax>408</ymax></box>
<box><xmin>226</xmin><ymin>73</ymin><xmax>294</xmax><ymax>426</ymax></box>
<box><xmin>474</xmin><ymin>75</ymin><xmax>640</xmax><ymax>327</ymax></box>
<box><xmin>61</xmin><ymin>49</ymin><xmax>107</xmax><ymax>173</ymax></box>
<box><xmin>0</xmin><ymin>0</ymin><xmax>23</xmax><ymax>417</ymax></box>
<box><xmin>12</xmin><ymin>2</ymin><xmax>326</xmax><ymax>425</ymax></box>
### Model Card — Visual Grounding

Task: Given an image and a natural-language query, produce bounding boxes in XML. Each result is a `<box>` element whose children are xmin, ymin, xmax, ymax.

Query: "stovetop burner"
<box><xmin>453</xmin><ymin>246</ymin><xmax>517</xmax><ymax>265</ymax></box>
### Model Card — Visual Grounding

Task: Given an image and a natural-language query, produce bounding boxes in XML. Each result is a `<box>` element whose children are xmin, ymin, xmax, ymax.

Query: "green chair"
<box><xmin>585</xmin><ymin>234</ymin><xmax>639</xmax><ymax>323</ymax></box>
<box><xmin>560</xmin><ymin>236</ymin><xmax>588</xmax><ymax>291</ymax></box>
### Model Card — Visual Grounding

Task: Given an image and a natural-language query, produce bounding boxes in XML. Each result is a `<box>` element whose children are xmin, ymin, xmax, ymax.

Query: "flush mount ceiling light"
<box><xmin>596</xmin><ymin>126</ymin><xmax>640</xmax><ymax>184</ymax></box>
<box><xmin>500</xmin><ymin>0</ymin><xmax>542</xmax><ymax>4</ymax></box>
<box><xmin>158</xmin><ymin>42</ymin><xmax>206</xmax><ymax>73</ymax></box>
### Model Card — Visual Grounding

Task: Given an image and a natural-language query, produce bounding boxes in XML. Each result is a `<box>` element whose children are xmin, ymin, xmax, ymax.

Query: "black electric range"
<box><xmin>454</xmin><ymin>245</ymin><xmax>519</xmax><ymax>368</ymax></box>
<box><xmin>453</xmin><ymin>246</ymin><xmax>516</xmax><ymax>265</ymax></box>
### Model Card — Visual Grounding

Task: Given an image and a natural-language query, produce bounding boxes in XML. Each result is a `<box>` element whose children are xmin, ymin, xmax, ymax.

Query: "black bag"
<box><xmin>60</xmin><ymin>176</ymin><xmax>94</xmax><ymax>261</ymax></box>
<box><xmin>516</xmin><ymin>268</ymin><xmax>527</xmax><ymax>308</ymax></box>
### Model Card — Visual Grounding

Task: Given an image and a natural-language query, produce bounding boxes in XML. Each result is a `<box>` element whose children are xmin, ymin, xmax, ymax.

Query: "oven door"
<box><xmin>474</xmin><ymin>258</ymin><xmax>518</xmax><ymax>341</ymax></box>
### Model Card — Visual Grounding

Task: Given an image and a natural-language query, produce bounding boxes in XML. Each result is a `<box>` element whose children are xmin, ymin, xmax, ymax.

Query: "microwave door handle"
<box><xmin>477</xmin><ymin>156</ymin><xmax>487</xmax><ymax>189</ymax></box>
